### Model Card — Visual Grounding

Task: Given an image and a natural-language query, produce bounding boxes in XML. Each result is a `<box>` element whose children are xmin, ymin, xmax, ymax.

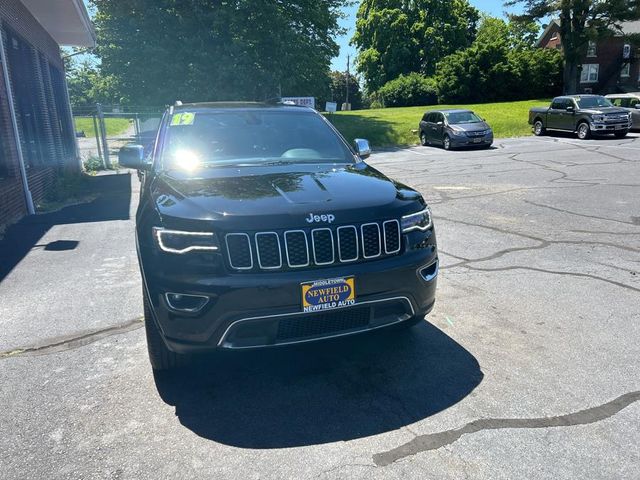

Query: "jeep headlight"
<box><xmin>153</xmin><ymin>227</ymin><xmax>219</xmax><ymax>254</ymax></box>
<box><xmin>592</xmin><ymin>115</ymin><xmax>605</xmax><ymax>122</ymax></box>
<box><xmin>401</xmin><ymin>206</ymin><xmax>432</xmax><ymax>232</ymax></box>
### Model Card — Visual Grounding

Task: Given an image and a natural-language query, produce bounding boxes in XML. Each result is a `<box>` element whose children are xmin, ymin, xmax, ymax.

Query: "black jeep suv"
<box><xmin>119</xmin><ymin>102</ymin><xmax>438</xmax><ymax>370</ymax></box>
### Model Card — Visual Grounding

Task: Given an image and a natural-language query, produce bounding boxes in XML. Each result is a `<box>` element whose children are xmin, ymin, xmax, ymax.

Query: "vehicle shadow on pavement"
<box><xmin>153</xmin><ymin>321</ymin><xmax>483</xmax><ymax>448</ymax></box>
<box><xmin>0</xmin><ymin>172</ymin><xmax>131</xmax><ymax>283</ymax></box>
<box><xmin>540</xmin><ymin>131</ymin><xmax>639</xmax><ymax>140</ymax></box>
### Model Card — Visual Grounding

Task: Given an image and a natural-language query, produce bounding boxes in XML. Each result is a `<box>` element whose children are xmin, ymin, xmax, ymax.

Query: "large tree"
<box><xmin>436</xmin><ymin>16</ymin><xmax>563</xmax><ymax>103</ymax></box>
<box><xmin>506</xmin><ymin>0</ymin><xmax>640</xmax><ymax>94</ymax></box>
<box><xmin>352</xmin><ymin>0</ymin><xmax>479</xmax><ymax>91</ymax></box>
<box><xmin>91</xmin><ymin>0</ymin><xmax>347</xmax><ymax>106</ymax></box>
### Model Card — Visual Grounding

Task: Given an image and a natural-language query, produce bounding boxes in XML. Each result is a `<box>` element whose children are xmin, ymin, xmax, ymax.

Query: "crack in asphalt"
<box><xmin>436</xmin><ymin>215</ymin><xmax>638</xmax><ymax>259</ymax></box>
<box><xmin>524</xmin><ymin>200</ymin><xmax>640</xmax><ymax>227</ymax></box>
<box><xmin>458</xmin><ymin>264</ymin><xmax>640</xmax><ymax>293</ymax></box>
<box><xmin>0</xmin><ymin>317</ymin><xmax>144</xmax><ymax>359</ymax></box>
<box><xmin>373</xmin><ymin>391</ymin><xmax>640</xmax><ymax>467</ymax></box>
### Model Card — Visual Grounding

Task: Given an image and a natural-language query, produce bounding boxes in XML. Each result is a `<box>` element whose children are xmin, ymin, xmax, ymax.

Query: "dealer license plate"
<box><xmin>473</xmin><ymin>137</ymin><xmax>482</xmax><ymax>143</ymax></box>
<box><xmin>301</xmin><ymin>277</ymin><xmax>355</xmax><ymax>312</ymax></box>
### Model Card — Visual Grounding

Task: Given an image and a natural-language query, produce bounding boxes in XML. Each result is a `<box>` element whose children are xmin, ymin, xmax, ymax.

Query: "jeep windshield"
<box><xmin>445</xmin><ymin>111</ymin><xmax>483</xmax><ymax>124</ymax></box>
<box><xmin>575</xmin><ymin>96</ymin><xmax>613</xmax><ymax>109</ymax></box>
<box><xmin>161</xmin><ymin>110</ymin><xmax>354</xmax><ymax>171</ymax></box>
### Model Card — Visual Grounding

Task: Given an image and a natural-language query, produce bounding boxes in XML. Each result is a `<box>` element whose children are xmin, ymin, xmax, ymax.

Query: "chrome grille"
<box><xmin>311</xmin><ymin>228</ymin><xmax>334</xmax><ymax>265</ymax></box>
<box><xmin>337</xmin><ymin>226</ymin><xmax>358</xmax><ymax>262</ymax></box>
<box><xmin>605</xmin><ymin>114</ymin><xmax>629</xmax><ymax>123</ymax></box>
<box><xmin>225</xmin><ymin>219</ymin><xmax>402</xmax><ymax>271</ymax></box>
<box><xmin>383</xmin><ymin>220</ymin><xmax>401</xmax><ymax>254</ymax></box>
<box><xmin>361</xmin><ymin>223</ymin><xmax>381</xmax><ymax>258</ymax></box>
<box><xmin>284</xmin><ymin>230</ymin><xmax>309</xmax><ymax>267</ymax></box>
<box><xmin>226</xmin><ymin>233</ymin><xmax>253</xmax><ymax>270</ymax></box>
<box><xmin>255</xmin><ymin>232</ymin><xmax>282</xmax><ymax>269</ymax></box>
<box><xmin>466</xmin><ymin>130</ymin><xmax>487</xmax><ymax>137</ymax></box>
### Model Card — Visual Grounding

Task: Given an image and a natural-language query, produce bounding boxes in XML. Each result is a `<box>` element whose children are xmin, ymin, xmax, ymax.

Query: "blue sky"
<box><xmin>331</xmin><ymin>0</ymin><xmax>517</xmax><ymax>71</ymax></box>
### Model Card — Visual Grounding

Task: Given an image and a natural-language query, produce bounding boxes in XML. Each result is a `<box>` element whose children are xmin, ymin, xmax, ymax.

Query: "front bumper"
<box><xmin>590</xmin><ymin>120</ymin><xmax>632</xmax><ymax>132</ymax></box>
<box><xmin>451</xmin><ymin>134</ymin><xmax>493</xmax><ymax>147</ymax></box>
<box><xmin>141</xmin><ymin>230</ymin><xmax>438</xmax><ymax>352</ymax></box>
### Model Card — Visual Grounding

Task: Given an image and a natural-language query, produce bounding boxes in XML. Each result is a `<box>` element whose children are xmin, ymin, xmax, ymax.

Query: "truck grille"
<box><xmin>225</xmin><ymin>220</ymin><xmax>402</xmax><ymax>272</ymax></box>
<box><xmin>605</xmin><ymin>114</ymin><xmax>629</xmax><ymax>123</ymax></box>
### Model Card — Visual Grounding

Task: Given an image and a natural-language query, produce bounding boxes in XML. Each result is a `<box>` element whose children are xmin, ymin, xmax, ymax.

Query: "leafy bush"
<box><xmin>435</xmin><ymin>17</ymin><xmax>563</xmax><ymax>103</ymax></box>
<box><xmin>83</xmin><ymin>155</ymin><xmax>104</xmax><ymax>173</ymax></box>
<box><xmin>36</xmin><ymin>172</ymin><xmax>95</xmax><ymax>213</ymax></box>
<box><xmin>376</xmin><ymin>73</ymin><xmax>438</xmax><ymax>107</ymax></box>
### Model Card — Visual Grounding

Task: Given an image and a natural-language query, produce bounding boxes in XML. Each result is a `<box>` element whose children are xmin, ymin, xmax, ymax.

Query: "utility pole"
<box><xmin>96</xmin><ymin>103</ymin><xmax>110</xmax><ymax>168</ymax></box>
<box><xmin>344</xmin><ymin>55</ymin><xmax>350</xmax><ymax>111</ymax></box>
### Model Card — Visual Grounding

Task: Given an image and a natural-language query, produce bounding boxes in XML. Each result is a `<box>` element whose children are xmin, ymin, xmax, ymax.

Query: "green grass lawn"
<box><xmin>74</xmin><ymin>117</ymin><xmax>132</xmax><ymax>137</ymax></box>
<box><xmin>327</xmin><ymin>99</ymin><xmax>550</xmax><ymax>147</ymax></box>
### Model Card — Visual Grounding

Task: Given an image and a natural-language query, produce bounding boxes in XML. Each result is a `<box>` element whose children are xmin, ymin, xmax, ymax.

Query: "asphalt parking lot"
<box><xmin>1</xmin><ymin>133</ymin><xmax>639</xmax><ymax>479</ymax></box>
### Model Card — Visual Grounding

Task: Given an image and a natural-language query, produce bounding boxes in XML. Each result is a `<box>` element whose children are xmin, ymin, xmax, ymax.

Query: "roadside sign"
<box><xmin>282</xmin><ymin>97</ymin><xmax>315</xmax><ymax>109</ymax></box>
<box><xmin>325</xmin><ymin>101</ymin><xmax>337</xmax><ymax>113</ymax></box>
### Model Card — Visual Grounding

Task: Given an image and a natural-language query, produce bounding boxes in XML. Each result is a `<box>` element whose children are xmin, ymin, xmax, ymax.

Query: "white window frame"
<box><xmin>621</xmin><ymin>63</ymin><xmax>630</xmax><ymax>78</ymax></box>
<box><xmin>580</xmin><ymin>64</ymin><xmax>599</xmax><ymax>83</ymax></box>
<box><xmin>586</xmin><ymin>41</ymin><xmax>597</xmax><ymax>57</ymax></box>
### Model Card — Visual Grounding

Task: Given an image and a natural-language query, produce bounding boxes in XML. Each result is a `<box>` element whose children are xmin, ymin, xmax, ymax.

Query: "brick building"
<box><xmin>537</xmin><ymin>19</ymin><xmax>640</xmax><ymax>94</ymax></box>
<box><xmin>0</xmin><ymin>0</ymin><xmax>94</xmax><ymax>228</ymax></box>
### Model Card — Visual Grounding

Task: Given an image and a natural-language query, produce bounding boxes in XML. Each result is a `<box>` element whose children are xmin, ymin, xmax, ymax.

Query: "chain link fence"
<box><xmin>72</xmin><ymin>104</ymin><xmax>164</xmax><ymax>169</ymax></box>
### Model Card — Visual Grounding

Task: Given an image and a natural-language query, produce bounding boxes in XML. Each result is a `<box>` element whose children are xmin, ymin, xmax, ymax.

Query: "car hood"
<box><xmin>580</xmin><ymin>107</ymin><xmax>629</xmax><ymax>115</ymax></box>
<box><xmin>151</xmin><ymin>162</ymin><xmax>423</xmax><ymax>230</ymax></box>
<box><xmin>449</xmin><ymin>121</ymin><xmax>491</xmax><ymax>132</ymax></box>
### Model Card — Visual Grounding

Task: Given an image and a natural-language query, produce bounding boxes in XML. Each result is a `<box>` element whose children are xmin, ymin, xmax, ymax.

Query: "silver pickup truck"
<box><xmin>529</xmin><ymin>95</ymin><xmax>632</xmax><ymax>140</ymax></box>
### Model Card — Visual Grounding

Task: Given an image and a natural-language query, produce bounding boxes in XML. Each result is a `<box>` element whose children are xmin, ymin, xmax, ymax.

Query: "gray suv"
<box><xmin>419</xmin><ymin>109</ymin><xmax>493</xmax><ymax>150</ymax></box>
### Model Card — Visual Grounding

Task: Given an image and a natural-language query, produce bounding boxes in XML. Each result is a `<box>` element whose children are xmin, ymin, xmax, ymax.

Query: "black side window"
<box><xmin>422</xmin><ymin>113</ymin><xmax>429</xmax><ymax>122</ymax></box>
<box><xmin>551</xmin><ymin>99</ymin><xmax>565</xmax><ymax>109</ymax></box>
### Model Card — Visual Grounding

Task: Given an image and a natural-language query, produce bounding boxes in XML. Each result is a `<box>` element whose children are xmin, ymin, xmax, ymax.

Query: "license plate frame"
<box><xmin>301</xmin><ymin>277</ymin><xmax>356</xmax><ymax>313</ymax></box>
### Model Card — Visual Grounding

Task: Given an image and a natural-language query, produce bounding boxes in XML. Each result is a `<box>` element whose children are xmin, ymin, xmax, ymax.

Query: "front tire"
<box><xmin>144</xmin><ymin>288</ymin><xmax>187</xmax><ymax>371</ymax></box>
<box><xmin>576</xmin><ymin>121</ymin><xmax>591</xmax><ymax>140</ymax></box>
<box><xmin>614</xmin><ymin>130</ymin><xmax>628</xmax><ymax>138</ymax></box>
<box><xmin>420</xmin><ymin>131</ymin><xmax>428</xmax><ymax>146</ymax></box>
<box><xmin>533</xmin><ymin>119</ymin><xmax>545</xmax><ymax>136</ymax></box>
<box><xmin>443</xmin><ymin>135</ymin><xmax>452</xmax><ymax>150</ymax></box>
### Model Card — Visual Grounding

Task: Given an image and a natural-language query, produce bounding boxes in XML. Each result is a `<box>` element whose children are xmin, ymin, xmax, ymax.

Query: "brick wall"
<box><xmin>0</xmin><ymin>0</ymin><xmax>77</xmax><ymax>227</ymax></box>
<box><xmin>540</xmin><ymin>23</ymin><xmax>640</xmax><ymax>94</ymax></box>
<box><xmin>0</xmin><ymin>0</ymin><xmax>63</xmax><ymax>68</ymax></box>
<box><xmin>0</xmin><ymin>46</ymin><xmax>26</xmax><ymax>226</ymax></box>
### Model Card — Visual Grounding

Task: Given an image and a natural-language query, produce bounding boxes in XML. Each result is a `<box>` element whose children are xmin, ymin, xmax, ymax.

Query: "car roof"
<box><xmin>558</xmin><ymin>94</ymin><xmax>602</xmax><ymax>99</ymax></box>
<box><xmin>605</xmin><ymin>92</ymin><xmax>640</xmax><ymax>98</ymax></box>
<box><xmin>425</xmin><ymin>109</ymin><xmax>473</xmax><ymax>114</ymax></box>
<box><xmin>172</xmin><ymin>101</ymin><xmax>313</xmax><ymax>113</ymax></box>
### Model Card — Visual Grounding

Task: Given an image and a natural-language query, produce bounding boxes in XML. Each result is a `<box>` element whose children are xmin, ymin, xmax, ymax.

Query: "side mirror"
<box><xmin>354</xmin><ymin>138</ymin><xmax>371</xmax><ymax>159</ymax></box>
<box><xmin>634</xmin><ymin>104</ymin><xmax>640</xmax><ymax>109</ymax></box>
<box><xmin>566</xmin><ymin>106</ymin><xmax>575</xmax><ymax>113</ymax></box>
<box><xmin>118</xmin><ymin>144</ymin><xmax>147</xmax><ymax>169</ymax></box>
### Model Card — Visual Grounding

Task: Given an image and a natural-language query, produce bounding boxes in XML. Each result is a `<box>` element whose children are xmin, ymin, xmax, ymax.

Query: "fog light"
<box><xmin>419</xmin><ymin>259</ymin><xmax>439</xmax><ymax>282</ymax></box>
<box><xmin>165</xmin><ymin>293</ymin><xmax>209</xmax><ymax>313</ymax></box>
